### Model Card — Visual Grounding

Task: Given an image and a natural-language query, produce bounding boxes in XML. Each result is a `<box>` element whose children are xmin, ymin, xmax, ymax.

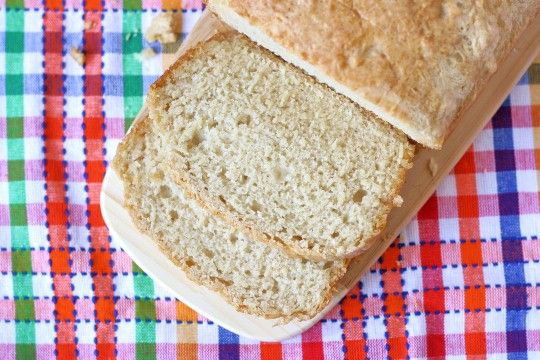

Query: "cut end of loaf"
<box><xmin>112</xmin><ymin>117</ymin><xmax>348</xmax><ymax>321</ymax></box>
<box><xmin>147</xmin><ymin>30</ymin><xmax>415</xmax><ymax>260</ymax></box>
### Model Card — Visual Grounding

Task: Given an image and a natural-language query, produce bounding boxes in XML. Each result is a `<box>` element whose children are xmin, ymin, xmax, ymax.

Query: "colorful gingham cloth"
<box><xmin>0</xmin><ymin>3</ymin><xmax>539</xmax><ymax>359</ymax></box>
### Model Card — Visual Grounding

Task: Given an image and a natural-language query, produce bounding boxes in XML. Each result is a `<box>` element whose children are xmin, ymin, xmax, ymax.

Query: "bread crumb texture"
<box><xmin>112</xmin><ymin>119</ymin><xmax>347</xmax><ymax>321</ymax></box>
<box><xmin>145</xmin><ymin>13</ymin><xmax>183</xmax><ymax>44</ymax></box>
<box><xmin>148</xmin><ymin>33</ymin><xmax>414</xmax><ymax>260</ymax></box>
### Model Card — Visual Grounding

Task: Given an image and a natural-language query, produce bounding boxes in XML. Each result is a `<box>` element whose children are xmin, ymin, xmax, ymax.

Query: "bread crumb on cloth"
<box><xmin>145</xmin><ymin>13</ymin><xmax>182</xmax><ymax>44</ymax></box>
<box><xmin>428</xmin><ymin>157</ymin><xmax>438</xmax><ymax>177</ymax></box>
<box><xmin>136</xmin><ymin>47</ymin><xmax>157</xmax><ymax>61</ymax></box>
<box><xmin>84</xmin><ymin>20</ymin><xmax>94</xmax><ymax>30</ymax></box>
<box><xmin>70</xmin><ymin>47</ymin><xmax>85</xmax><ymax>66</ymax></box>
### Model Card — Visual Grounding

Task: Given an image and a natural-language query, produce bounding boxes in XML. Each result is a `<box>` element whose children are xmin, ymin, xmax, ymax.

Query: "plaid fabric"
<box><xmin>0</xmin><ymin>5</ymin><xmax>539</xmax><ymax>360</ymax></box>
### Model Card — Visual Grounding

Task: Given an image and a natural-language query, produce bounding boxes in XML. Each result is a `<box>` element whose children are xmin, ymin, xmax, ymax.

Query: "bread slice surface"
<box><xmin>147</xmin><ymin>32</ymin><xmax>414</xmax><ymax>260</ymax></box>
<box><xmin>207</xmin><ymin>0</ymin><xmax>540</xmax><ymax>148</ymax></box>
<box><xmin>112</xmin><ymin>117</ymin><xmax>348</xmax><ymax>321</ymax></box>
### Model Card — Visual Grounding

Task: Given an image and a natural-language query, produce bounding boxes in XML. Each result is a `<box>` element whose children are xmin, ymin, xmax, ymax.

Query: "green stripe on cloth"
<box><xmin>133</xmin><ymin>263</ymin><xmax>157</xmax><ymax>359</ymax></box>
<box><xmin>122</xmin><ymin>11</ymin><xmax>144</xmax><ymax>132</ymax></box>
<box><xmin>6</xmin><ymin>10</ymin><xmax>36</xmax><ymax>356</ymax></box>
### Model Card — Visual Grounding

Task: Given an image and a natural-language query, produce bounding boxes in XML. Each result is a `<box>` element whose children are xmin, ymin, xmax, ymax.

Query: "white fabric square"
<box><xmin>516</xmin><ymin>170</ymin><xmax>537</xmax><ymax>192</ymax></box>
<box><xmin>482</xmin><ymin>263</ymin><xmax>505</xmax><ymax>287</ymax></box>
<box><xmin>512</xmin><ymin>128</ymin><xmax>534</xmax><ymax>150</ymax></box>
<box><xmin>155</xmin><ymin>321</ymin><xmax>176</xmax><ymax>343</ymax></box>
<box><xmin>527</xmin><ymin>308</ymin><xmax>540</xmax><ymax>330</ymax></box>
<box><xmin>479</xmin><ymin>216</ymin><xmax>501</xmax><ymax>240</ymax></box>
<box><xmin>64</xmin><ymin>53</ymin><xmax>85</xmax><ymax>77</ymax></box>
<box><xmin>509</xmin><ymin>84</ymin><xmax>531</xmax><ymax>106</ymax></box>
<box><xmin>34</xmin><ymin>321</ymin><xmax>55</xmax><ymax>344</ymax></box>
<box><xmin>64</xmin><ymin>138</ymin><xmax>86</xmax><ymax>163</ymax></box>
<box><xmin>444</xmin><ymin>311</ymin><xmax>464</xmax><ymax>334</ymax></box>
<box><xmin>27</xmin><ymin>225</ymin><xmax>49</xmax><ymax>249</ymax></box>
<box><xmin>25</xmin><ymin>181</ymin><xmax>46</xmax><ymax>204</ymax></box>
<box><xmin>116</xmin><ymin>320</ymin><xmax>135</xmax><ymax>343</ymax></box>
<box><xmin>103</xmin><ymin>96</ymin><xmax>124</xmax><ymax>118</ymax></box>
<box><xmin>65</xmin><ymin>97</ymin><xmax>84</xmax><ymax>119</ymax></box>
<box><xmin>23</xmin><ymin>94</ymin><xmax>44</xmax><ymax>118</ymax></box>
<box><xmin>32</xmin><ymin>273</ymin><xmax>54</xmax><ymax>298</ymax></box>
<box><xmin>0</xmin><ymin>273</ymin><xmax>13</xmax><ymax>297</ymax></box>
<box><xmin>183</xmin><ymin>11</ymin><xmax>204</xmax><ymax>33</ymax></box>
<box><xmin>439</xmin><ymin>218</ymin><xmax>460</xmax><ymax>242</ymax></box>
<box><xmin>64</xmin><ymin>11</ymin><xmax>84</xmax><ymax>35</ymax></box>
<box><xmin>520</xmin><ymin>214</ymin><xmax>540</xmax><ymax>238</ymax></box>
<box><xmin>402</xmin><ymin>267</ymin><xmax>423</xmax><ymax>293</ymax></box>
<box><xmin>197</xmin><ymin>322</ymin><xmax>219</xmax><ymax>344</ymax></box>
<box><xmin>238</xmin><ymin>334</ymin><xmax>260</xmax><ymax>345</ymax></box>
<box><xmin>72</xmin><ymin>273</ymin><xmax>94</xmax><ymax>297</ymax></box>
<box><xmin>476</xmin><ymin>171</ymin><xmax>499</xmax><ymax>195</ymax></box>
<box><xmin>406</xmin><ymin>313</ymin><xmax>426</xmax><ymax>338</ymax></box>
<box><xmin>0</xmin><ymin>182</ymin><xmax>9</xmax><ymax>204</ymax></box>
<box><xmin>66</xmin><ymin>182</ymin><xmax>87</xmax><ymax>206</ymax></box>
<box><xmin>113</xmin><ymin>273</ymin><xmax>134</xmax><ymax>298</ymax></box>
<box><xmin>24</xmin><ymin>11</ymin><xmax>44</xmax><ymax>33</ymax></box>
<box><xmin>104</xmin><ymin>139</ymin><xmax>121</xmax><ymax>163</ymax></box>
<box><xmin>321</xmin><ymin>321</ymin><xmax>343</xmax><ymax>342</ymax></box>
<box><xmin>364</xmin><ymin>316</ymin><xmax>386</xmax><ymax>340</ymax></box>
<box><xmin>0</xmin><ymin>322</ymin><xmax>15</xmax><ymax>344</ymax></box>
<box><xmin>103</xmin><ymin>11</ymin><xmax>123</xmax><ymax>34</ymax></box>
<box><xmin>24</xmin><ymin>137</ymin><xmax>44</xmax><ymax>160</ymax></box>
<box><xmin>442</xmin><ymin>265</ymin><xmax>464</xmax><ymax>289</ymax></box>
<box><xmin>362</xmin><ymin>270</ymin><xmax>383</xmax><ymax>297</ymax></box>
<box><xmin>487</xmin><ymin>354</ymin><xmax>509</xmax><ymax>360</ymax></box>
<box><xmin>523</xmin><ymin>261</ymin><xmax>540</xmax><ymax>285</ymax></box>
<box><xmin>0</xmin><ymin>226</ymin><xmax>11</xmax><ymax>247</ymax></box>
<box><xmin>0</xmin><ymin>11</ymin><xmax>5</xmax><ymax>33</ymax></box>
<box><xmin>473</xmin><ymin>128</ymin><xmax>494</xmax><ymax>152</ymax></box>
<box><xmin>446</xmin><ymin>355</ymin><xmax>466</xmax><ymax>360</ymax></box>
<box><xmin>0</xmin><ymin>96</ymin><xmax>6</xmax><ymax>117</ymax></box>
<box><xmin>102</xmin><ymin>53</ymin><xmax>123</xmax><ymax>75</ymax></box>
<box><xmin>152</xmin><ymin>281</ymin><xmax>174</xmax><ymax>299</ymax></box>
<box><xmin>75</xmin><ymin>321</ymin><xmax>96</xmax><ymax>344</ymax></box>
<box><xmin>24</xmin><ymin>52</ymin><xmax>44</xmax><ymax>76</ymax></box>
<box><xmin>436</xmin><ymin>173</ymin><xmax>457</xmax><ymax>197</ymax></box>
<box><xmin>67</xmin><ymin>226</ymin><xmax>91</xmax><ymax>249</ymax></box>
<box><xmin>485</xmin><ymin>309</ymin><xmax>506</xmax><ymax>332</ymax></box>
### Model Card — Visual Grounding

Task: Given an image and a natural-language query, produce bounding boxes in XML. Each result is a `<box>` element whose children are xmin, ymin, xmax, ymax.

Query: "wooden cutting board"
<box><xmin>100</xmin><ymin>11</ymin><xmax>540</xmax><ymax>341</ymax></box>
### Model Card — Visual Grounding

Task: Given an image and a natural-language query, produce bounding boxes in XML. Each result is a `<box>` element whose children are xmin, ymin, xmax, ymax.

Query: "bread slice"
<box><xmin>112</xmin><ymin>117</ymin><xmax>348</xmax><ymax>321</ymax></box>
<box><xmin>207</xmin><ymin>0</ymin><xmax>540</xmax><ymax>148</ymax></box>
<box><xmin>147</xmin><ymin>32</ymin><xmax>415</xmax><ymax>260</ymax></box>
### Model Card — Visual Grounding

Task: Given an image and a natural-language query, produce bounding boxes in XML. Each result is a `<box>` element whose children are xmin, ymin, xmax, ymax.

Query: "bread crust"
<box><xmin>147</xmin><ymin>31</ymin><xmax>415</xmax><ymax>260</ymax></box>
<box><xmin>112</xmin><ymin>117</ymin><xmax>350</xmax><ymax>322</ymax></box>
<box><xmin>208</xmin><ymin>0</ymin><xmax>540</xmax><ymax>148</ymax></box>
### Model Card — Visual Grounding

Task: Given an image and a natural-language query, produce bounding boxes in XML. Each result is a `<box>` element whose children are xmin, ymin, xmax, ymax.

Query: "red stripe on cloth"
<box><xmin>342</xmin><ymin>294</ymin><xmax>367</xmax><ymax>359</ymax></box>
<box><xmin>417</xmin><ymin>196</ymin><xmax>446</xmax><ymax>358</ymax></box>
<box><xmin>260</xmin><ymin>343</ymin><xmax>283</xmax><ymax>360</ymax></box>
<box><xmin>455</xmin><ymin>147</ymin><xmax>487</xmax><ymax>357</ymax></box>
<box><xmin>302</xmin><ymin>323</ymin><xmax>324</xmax><ymax>360</ymax></box>
<box><xmin>381</xmin><ymin>244</ymin><xmax>408</xmax><ymax>359</ymax></box>
<box><xmin>83</xmin><ymin>13</ymin><xmax>116</xmax><ymax>359</ymax></box>
<box><xmin>43</xmin><ymin>10</ymin><xmax>76</xmax><ymax>359</ymax></box>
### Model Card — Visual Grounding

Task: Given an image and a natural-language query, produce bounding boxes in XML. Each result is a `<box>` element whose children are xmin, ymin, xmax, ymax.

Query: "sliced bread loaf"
<box><xmin>147</xmin><ymin>32</ymin><xmax>415</xmax><ymax>260</ymax></box>
<box><xmin>112</xmin><ymin>117</ymin><xmax>348</xmax><ymax>321</ymax></box>
<box><xmin>207</xmin><ymin>1</ymin><xmax>540</xmax><ymax>148</ymax></box>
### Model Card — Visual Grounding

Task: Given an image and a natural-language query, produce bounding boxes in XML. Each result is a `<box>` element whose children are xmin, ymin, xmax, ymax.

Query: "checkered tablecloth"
<box><xmin>0</xmin><ymin>2</ymin><xmax>539</xmax><ymax>359</ymax></box>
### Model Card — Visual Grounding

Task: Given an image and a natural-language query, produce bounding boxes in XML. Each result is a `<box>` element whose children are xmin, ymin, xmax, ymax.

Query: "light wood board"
<box><xmin>100</xmin><ymin>11</ymin><xmax>540</xmax><ymax>341</ymax></box>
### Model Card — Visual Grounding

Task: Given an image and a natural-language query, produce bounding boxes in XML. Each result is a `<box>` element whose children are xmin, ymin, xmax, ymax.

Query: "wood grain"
<box><xmin>101</xmin><ymin>11</ymin><xmax>540</xmax><ymax>341</ymax></box>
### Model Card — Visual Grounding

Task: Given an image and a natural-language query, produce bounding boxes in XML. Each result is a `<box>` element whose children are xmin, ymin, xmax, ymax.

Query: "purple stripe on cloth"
<box><xmin>515</xmin><ymin>150</ymin><xmax>537</xmax><ymax>170</ymax></box>
<box><xmin>77</xmin><ymin>344</ymin><xmax>97</xmax><ymax>359</ymax></box>
<box><xmin>24</xmin><ymin>160</ymin><xmax>44</xmax><ymax>181</ymax></box>
<box><xmin>64</xmin><ymin>118</ymin><xmax>85</xmax><ymax>139</ymax></box>
<box><xmin>0</xmin><ymin>251</ymin><xmax>11</xmax><ymax>273</ymax></box>
<box><xmin>156</xmin><ymin>344</ymin><xmax>176</xmax><ymax>358</ymax></box>
<box><xmin>0</xmin><ymin>204</ymin><xmax>10</xmax><ymax>225</ymax></box>
<box><xmin>26</xmin><ymin>203</ymin><xmax>46</xmax><ymax>225</ymax></box>
<box><xmin>116</xmin><ymin>344</ymin><xmax>135</xmax><ymax>359</ymax></box>
<box><xmin>445</xmin><ymin>333</ymin><xmax>466</xmax><ymax>355</ymax></box>
<box><xmin>74</xmin><ymin>298</ymin><xmax>94</xmax><ymax>321</ymax></box>
<box><xmin>155</xmin><ymin>300</ymin><xmax>176</xmax><ymax>321</ymax></box>
<box><xmin>0</xmin><ymin>345</ymin><xmax>15</xmax><ymax>360</ymax></box>
<box><xmin>510</xmin><ymin>105</ymin><xmax>533</xmax><ymax>127</ymax></box>
<box><xmin>0</xmin><ymin>161</ymin><xmax>7</xmax><ymax>181</ymax></box>
<box><xmin>0</xmin><ymin>299</ymin><xmax>15</xmax><ymax>320</ymax></box>
<box><xmin>0</xmin><ymin>118</ymin><xmax>6</xmax><ymax>138</ymax></box>
<box><xmin>67</xmin><ymin>204</ymin><xmax>87</xmax><ymax>226</ymax></box>
<box><xmin>105</xmin><ymin>118</ymin><xmax>126</xmax><ymax>139</ymax></box>
<box><xmin>485</xmin><ymin>332</ymin><xmax>507</xmax><ymax>354</ymax></box>
<box><xmin>31</xmin><ymin>249</ymin><xmax>50</xmax><ymax>273</ymax></box>
<box><xmin>24</xmin><ymin>117</ymin><xmax>44</xmax><ymax>137</ymax></box>
<box><xmin>527</xmin><ymin>330</ymin><xmax>540</xmax><ymax>350</ymax></box>
<box><xmin>518</xmin><ymin>192</ymin><xmax>540</xmax><ymax>214</ymax></box>
<box><xmin>65</xmin><ymin>162</ymin><xmax>86</xmax><ymax>182</ymax></box>
<box><xmin>34</xmin><ymin>299</ymin><xmax>55</xmax><ymax>321</ymax></box>
<box><xmin>36</xmin><ymin>345</ymin><xmax>55</xmax><ymax>360</ymax></box>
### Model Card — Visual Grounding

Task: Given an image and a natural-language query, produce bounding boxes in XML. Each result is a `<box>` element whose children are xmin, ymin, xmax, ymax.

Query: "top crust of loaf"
<box><xmin>208</xmin><ymin>0</ymin><xmax>540</xmax><ymax>148</ymax></box>
<box><xmin>147</xmin><ymin>31</ymin><xmax>415</xmax><ymax>260</ymax></box>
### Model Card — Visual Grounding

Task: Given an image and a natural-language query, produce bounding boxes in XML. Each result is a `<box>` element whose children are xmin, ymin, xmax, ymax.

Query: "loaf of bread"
<box><xmin>207</xmin><ymin>0</ymin><xmax>540</xmax><ymax>148</ymax></box>
<box><xmin>112</xmin><ymin>117</ymin><xmax>348</xmax><ymax>321</ymax></box>
<box><xmin>147</xmin><ymin>32</ymin><xmax>414</xmax><ymax>260</ymax></box>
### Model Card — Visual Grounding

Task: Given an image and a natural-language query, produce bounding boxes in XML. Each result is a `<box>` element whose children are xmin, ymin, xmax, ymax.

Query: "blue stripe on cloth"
<box><xmin>493</xmin><ymin>97</ymin><xmax>528</xmax><ymax>359</ymax></box>
<box><xmin>218</xmin><ymin>327</ymin><xmax>239</xmax><ymax>360</ymax></box>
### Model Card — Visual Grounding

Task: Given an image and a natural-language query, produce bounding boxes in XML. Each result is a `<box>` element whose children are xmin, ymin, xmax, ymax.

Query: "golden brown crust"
<box><xmin>209</xmin><ymin>0</ymin><xmax>540</xmax><ymax>148</ymax></box>
<box><xmin>112</xmin><ymin>117</ymin><xmax>349</xmax><ymax>322</ymax></box>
